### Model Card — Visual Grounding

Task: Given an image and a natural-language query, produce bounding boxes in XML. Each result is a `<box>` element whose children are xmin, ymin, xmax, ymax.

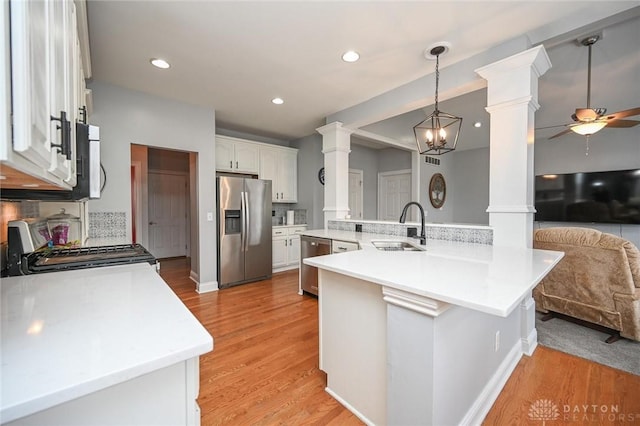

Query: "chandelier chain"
<box><xmin>434</xmin><ymin>54</ymin><xmax>440</xmax><ymax>112</ymax></box>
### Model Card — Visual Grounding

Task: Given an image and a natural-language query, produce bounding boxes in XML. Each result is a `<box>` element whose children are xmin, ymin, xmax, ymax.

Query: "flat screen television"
<box><xmin>535</xmin><ymin>169</ymin><xmax>640</xmax><ymax>224</ymax></box>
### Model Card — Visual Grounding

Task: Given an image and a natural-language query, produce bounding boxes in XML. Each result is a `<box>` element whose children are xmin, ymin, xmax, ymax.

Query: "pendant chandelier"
<box><xmin>413</xmin><ymin>45</ymin><xmax>462</xmax><ymax>155</ymax></box>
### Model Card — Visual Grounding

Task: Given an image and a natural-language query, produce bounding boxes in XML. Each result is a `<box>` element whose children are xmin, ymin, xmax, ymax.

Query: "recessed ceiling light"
<box><xmin>271</xmin><ymin>98</ymin><xmax>284</xmax><ymax>105</ymax></box>
<box><xmin>0</xmin><ymin>175</ymin><xmax>5</xmax><ymax>180</ymax></box>
<box><xmin>474</xmin><ymin>121</ymin><xmax>482</xmax><ymax>128</ymax></box>
<box><xmin>22</xmin><ymin>183</ymin><xmax>39</xmax><ymax>188</ymax></box>
<box><xmin>150</xmin><ymin>58</ymin><xmax>170</xmax><ymax>69</ymax></box>
<box><xmin>342</xmin><ymin>50</ymin><xmax>360</xmax><ymax>63</ymax></box>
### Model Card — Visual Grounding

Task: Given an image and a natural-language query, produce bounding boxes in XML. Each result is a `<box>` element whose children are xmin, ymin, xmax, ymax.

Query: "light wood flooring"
<box><xmin>160</xmin><ymin>258</ymin><xmax>640</xmax><ymax>425</ymax></box>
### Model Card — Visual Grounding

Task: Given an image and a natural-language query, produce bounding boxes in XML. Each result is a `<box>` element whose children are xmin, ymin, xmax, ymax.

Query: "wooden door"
<box><xmin>148</xmin><ymin>172</ymin><xmax>188</xmax><ymax>259</ymax></box>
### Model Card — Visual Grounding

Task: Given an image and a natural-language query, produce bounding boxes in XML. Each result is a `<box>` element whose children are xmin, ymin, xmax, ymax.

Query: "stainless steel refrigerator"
<box><xmin>216</xmin><ymin>176</ymin><xmax>272</xmax><ymax>288</ymax></box>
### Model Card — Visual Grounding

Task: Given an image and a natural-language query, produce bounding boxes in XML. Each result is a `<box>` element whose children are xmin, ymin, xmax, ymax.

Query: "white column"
<box><xmin>475</xmin><ymin>45</ymin><xmax>551</xmax><ymax>248</ymax></box>
<box><xmin>316</xmin><ymin>122</ymin><xmax>353</xmax><ymax>228</ymax></box>
<box><xmin>476</xmin><ymin>45</ymin><xmax>551</xmax><ymax>356</ymax></box>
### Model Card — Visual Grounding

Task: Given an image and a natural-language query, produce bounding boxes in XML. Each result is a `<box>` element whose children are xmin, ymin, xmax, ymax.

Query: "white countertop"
<box><xmin>302</xmin><ymin>229</ymin><xmax>564</xmax><ymax>317</ymax></box>
<box><xmin>0</xmin><ymin>263</ymin><xmax>213</xmax><ymax>423</ymax></box>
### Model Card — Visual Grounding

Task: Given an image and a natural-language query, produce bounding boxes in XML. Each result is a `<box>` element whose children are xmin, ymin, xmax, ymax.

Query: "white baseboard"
<box><xmin>460</xmin><ymin>340</ymin><xmax>522</xmax><ymax>425</ymax></box>
<box><xmin>189</xmin><ymin>270</ymin><xmax>199</xmax><ymax>283</ymax></box>
<box><xmin>196</xmin><ymin>280</ymin><xmax>218</xmax><ymax>293</ymax></box>
<box><xmin>325</xmin><ymin>387</ymin><xmax>375</xmax><ymax>426</ymax></box>
<box><xmin>521</xmin><ymin>327</ymin><xmax>538</xmax><ymax>356</ymax></box>
<box><xmin>272</xmin><ymin>265</ymin><xmax>299</xmax><ymax>274</ymax></box>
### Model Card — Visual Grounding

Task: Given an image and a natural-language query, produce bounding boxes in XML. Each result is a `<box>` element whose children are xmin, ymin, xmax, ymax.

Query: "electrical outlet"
<box><xmin>207</xmin><ymin>212</ymin><xmax>213</xmax><ymax>221</ymax></box>
<box><xmin>494</xmin><ymin>331</ymin><xmax>500</xmax><ymax>352</ymax></box>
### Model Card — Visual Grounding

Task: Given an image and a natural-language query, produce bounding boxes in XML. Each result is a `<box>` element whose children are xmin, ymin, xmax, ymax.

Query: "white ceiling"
<box><xmin>86</xmin><ymin>1</ymin><xmax>640</xmax><ymax>143</ymax></box>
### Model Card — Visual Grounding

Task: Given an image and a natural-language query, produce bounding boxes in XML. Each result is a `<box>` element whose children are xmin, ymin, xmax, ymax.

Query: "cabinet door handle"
<box><xmin>285</xmin><ymin>239</ymin><xmax>288</xmax><ymax>246</ymax></box>
<box><xmin>276</xmin><ymin>193</ymin><xmax>279</xmax><ymax>200</ymax></box>
<box><xmin>281</xmin><ymin>192</ymin><xmax>284</xmax><ymax>199</ymax></box>
<box><xmin>78</xmin><ymin>106</ymin><xmax>87</xmax><ymax>124</ymax></box>
<box><xmin>337</xmin><ymin>246</ymin><xmax>347</xmax><ymax>251</ymax></box>
<box><xmin>236</xmin><ymin>161</ymin><xmax>239</xmax><ymax>168</ymax></box>
<box><xmin>50</xmin><ymin>111</ymin><xmax>72</xmax><ymax>160</ymax></box>
<box><xmin>230</xmin><ymin>160</ymin><xmax>233</xmax><ymax>168</ymax></box>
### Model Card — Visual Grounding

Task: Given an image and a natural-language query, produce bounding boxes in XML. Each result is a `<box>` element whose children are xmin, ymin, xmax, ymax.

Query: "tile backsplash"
<box><xmin>272</xmin><ymin>204</ymin><xmax>307</xmax><ymax>226</ymax></box>
<box><xmin>328</xmin><ymin>220</ymin><xmax>493</xmax><ymax>245</ymax></box>
<box><xmin>89</xmin><ymin>212</ymin><xmax>127</xmax><ymax>238</ymax></box>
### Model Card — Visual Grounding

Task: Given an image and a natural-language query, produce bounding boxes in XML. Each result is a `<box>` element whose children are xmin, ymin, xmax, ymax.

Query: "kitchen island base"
<box><xmin>4</xmin><ymin>358</ymin><xmax>201</xmax><ymax>426</ymax></box>
<box><xmin>319</xmin><ymin>269</ymin><xmax>528</xmax><ymax>425</ymax></box>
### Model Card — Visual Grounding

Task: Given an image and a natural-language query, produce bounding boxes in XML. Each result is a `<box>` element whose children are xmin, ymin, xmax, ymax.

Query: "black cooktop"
<box><xmin>22</xmin><ymin>244</ymin><xmax>157</xmax><ymax>274</ymax></box>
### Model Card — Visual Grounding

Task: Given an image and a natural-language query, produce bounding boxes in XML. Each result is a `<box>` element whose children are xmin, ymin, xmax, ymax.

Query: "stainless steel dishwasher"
<box><xmin>300</xmin><ymin>236</ymin><xmax>331</xmax><ymax>296</ymax></box>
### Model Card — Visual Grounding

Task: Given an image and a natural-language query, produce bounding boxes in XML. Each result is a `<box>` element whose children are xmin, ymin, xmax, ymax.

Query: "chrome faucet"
<box><xmin>399</xmin><ymin>202</ymin><xmax>426</xmax><ymax>245</ymax></box>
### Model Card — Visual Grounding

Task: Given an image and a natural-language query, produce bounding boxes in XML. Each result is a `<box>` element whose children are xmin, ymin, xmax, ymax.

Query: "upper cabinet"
<box><xmin>1</xmin><ymin>0</ymin><xmax>86</xmax><ymax>189</ymax></box>
<box><xmin>259</xmin><ymin>145</ymin><xmax>298</xmax><ymax>203</ymax></box>
<box><xmin>214</xmin><ymin>134</ymin><xmax>298</xmax><ymax>203</ymax></box>
<box><xmin>215</xmin><ymin>135</ymin><xmax>260</xmax><ymax>174</ymax></box>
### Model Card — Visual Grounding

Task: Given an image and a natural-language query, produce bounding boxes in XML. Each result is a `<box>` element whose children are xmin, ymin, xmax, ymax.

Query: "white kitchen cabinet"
<box><xmin>215</xmin><ymin>135</ymin><xmax>260</xmax><ymax>174</ymax></box>
<box><xmin>272</xmin><ymin>225</ymin><xmax>307</xmax><ymax>272</ymax></box>
<box><xmin>272</xmin><ymin>237</ymin><xmax>288</xmax><ymax>269</ymax></box>
<box><xmin>288</xmin><ymin>234</ymin><xmax>301</xmax><ymax>265</ymax></box>
<box><xmin>48</xmin><ymin>0</ymin><xmax>76</xmax><ymax>184</ymax></box>
<box><xmin>2</xmin><ymin>0</ymin><xmax>82</xmax><ymax>189</ymax></box>
<box><xmin>259</xmin><ymin>146</ymin><xmax>298</xmax><ymax>203</ymax></box>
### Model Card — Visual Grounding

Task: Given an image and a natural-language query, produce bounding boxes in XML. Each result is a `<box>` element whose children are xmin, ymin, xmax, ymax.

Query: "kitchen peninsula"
<box><xmin>303</xmin><ymin>227</ymin><xmax>563</xmax><ymax>425</ymax></box>
<box><xmin>0</xmin><ymin>263</ymin><xmax>213</xmax><ymax>425</ymax></box>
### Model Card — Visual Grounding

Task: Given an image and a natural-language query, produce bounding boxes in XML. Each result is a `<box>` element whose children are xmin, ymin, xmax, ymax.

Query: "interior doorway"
<box><xmin>377</xmin><ymin>169</ymin><xmax>411</xmax><ymax>221</ymax></box>
<box><xmin>131</xmin><ymin>145</ymin><xmax>194</xmax><ymax>262</ymax></box>
<box><xmin>348</xmin><ymin>169</ymin><xmax>364</xmax><ymax>220</ymax></box>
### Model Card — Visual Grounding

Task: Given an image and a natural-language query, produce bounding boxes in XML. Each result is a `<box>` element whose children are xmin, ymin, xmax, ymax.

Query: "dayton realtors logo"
<box><xmin>528</xmin><ymin>399</ymin><xmax>560</xmax><ymax>424</ymax></box>
<box><xmin>528</xmin><ymin>400</ymin><xmax>640</xmax><ymax>424</ymax></box>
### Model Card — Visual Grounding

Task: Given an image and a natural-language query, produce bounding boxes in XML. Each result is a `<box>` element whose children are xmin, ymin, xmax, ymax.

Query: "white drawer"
<box><xmin>331</xmin><ymin>240</ymin><xmax>359</xmax><ymax>253</ymax></box>
<box><xmin>289</xmin><ymin>226</ymin><xmax>308</xmax><ymax>235</ymax></box>
<box><xmin>272</xmin><ymin>228</ymin><xmax>287</xmax><ymax>237</ymax></box>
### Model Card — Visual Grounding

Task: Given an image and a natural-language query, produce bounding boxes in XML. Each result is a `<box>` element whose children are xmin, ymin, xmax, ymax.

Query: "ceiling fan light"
<box><xmin>570</xmin><ymin>121</ymin><xmax>607</xmax><ymax>136</ymax></box>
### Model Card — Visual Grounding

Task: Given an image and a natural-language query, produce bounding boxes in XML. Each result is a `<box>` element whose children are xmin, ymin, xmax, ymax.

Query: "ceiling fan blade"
<box><xmin>605</xmin><ymin>119</ymin><xmax>640</xmax><ymax>128</ymax></box>
<box><xmin>548</xmin><ymin>128</ymin><xmax>573</xmax><ymax>140</ymax></box>
<box><xmin>535</xmin><ymin>124</ymin><xmax>571</xmax><ymax>130</ymax></box>
<box><xmin>604</xmin><ymin>107</ymin><xmax>640</xmax><ymax>121</ymax></box>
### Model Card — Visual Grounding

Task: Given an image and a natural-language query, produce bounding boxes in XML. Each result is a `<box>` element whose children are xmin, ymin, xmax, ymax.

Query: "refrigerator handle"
<box><xmin>240</xmin><ymin>191</ymin><xmax>247</xmax><ymax>252</ymax></box>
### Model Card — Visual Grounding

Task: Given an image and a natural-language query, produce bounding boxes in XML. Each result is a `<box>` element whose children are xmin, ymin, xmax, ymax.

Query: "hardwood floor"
<box><xmin>160</xmin><ymin>258</ymin><xmax>640</xmax><ymax>425</ymax></box>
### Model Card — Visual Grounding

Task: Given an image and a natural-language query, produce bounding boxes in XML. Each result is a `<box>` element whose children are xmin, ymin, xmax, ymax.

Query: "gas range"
<box><xmin>18</xmin><ymin>244</ymin><xmax>157</xmax><ymax>275</ymax></box>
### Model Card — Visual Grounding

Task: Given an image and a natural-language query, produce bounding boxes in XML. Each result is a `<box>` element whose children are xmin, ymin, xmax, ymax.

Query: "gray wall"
<box><xmin>378</xmin><ymin>148</ymin><xmax>411</xmax><ymax>173</ymax></box>
<box><xmin>216</xmin><ymin>127</ymin><xmax>290</xmax><ymax>147</ymax></box>
<box><xmin>87</xmin><ymin>81</ymin><xmax>217</xmax><ymax>287</ymax></box>
<box><xmin>350</xmin><ymin>144</ymin><xmax>380</xmax><ymax>220</ymax></box>
<box><xmin>450</xmin><ymin>148</ymin><xmax>490</xmax><ymax>225</ymax></box>
<box><xmin>290</xmin><ymin>134</ymin><xmax>324</xmax><ymax>229</ymax></box>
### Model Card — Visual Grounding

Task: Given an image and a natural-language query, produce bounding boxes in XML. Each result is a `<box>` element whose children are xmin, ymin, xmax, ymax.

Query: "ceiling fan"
<box><xmin>544</xmin><ymin>35</ymin><xmax>640</xmax><ymax>140</ymax></box>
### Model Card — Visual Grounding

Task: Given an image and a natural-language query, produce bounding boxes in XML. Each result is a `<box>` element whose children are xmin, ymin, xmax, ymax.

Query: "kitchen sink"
<box><xmin>371</xmin><ymin>240</ymin><xmax>425</xmax><ymax>252</ymax></box>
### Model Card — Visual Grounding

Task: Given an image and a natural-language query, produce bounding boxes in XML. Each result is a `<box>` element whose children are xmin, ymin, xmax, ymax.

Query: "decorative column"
<box><xmin>316</xmin><ymin>122</ymin><xmax>353</xmax><ymax>227</ymax></box>
<box><xmin>476</xmin><ymin>45</ymin><xmax>551</xmax><ymax>355</ymax></box>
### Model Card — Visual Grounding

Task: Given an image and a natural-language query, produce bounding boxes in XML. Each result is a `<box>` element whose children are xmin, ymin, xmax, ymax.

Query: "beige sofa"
<box><xmin>533</xmin><ymin>227</ymin><xmax>640</xmax><ymax>342</ymax></box>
